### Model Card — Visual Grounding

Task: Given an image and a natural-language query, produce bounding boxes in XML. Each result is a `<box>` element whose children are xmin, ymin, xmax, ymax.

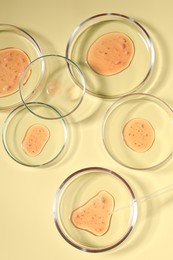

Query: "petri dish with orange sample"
<box><xmin>2</xmin><ymin>102</ymin><xmax>68</xmax><ymax>167</ymax></box>
<box><xmin>102</xmin><ymin>93</ymin><xmax>173</xmax><ymax>169</ymax></box>
<box><xmin>66</xmin><ymin>13</ymin><xmax>155</xmax><ymax>98</ymax></box>
<box><xmin>53</xmin><ymin>167</ymin><xmax>137</xmax><ymax>252</ymax></box>
<box><xmin>0</xmin><ymin>24</ymin><xmax>42</xmax><ymax>110</ymax></box>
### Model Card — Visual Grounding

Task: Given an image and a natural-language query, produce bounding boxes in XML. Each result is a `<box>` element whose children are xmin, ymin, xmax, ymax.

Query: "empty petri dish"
<box><xmin>2</xmin><ymin>102</ymin><xmax>68</xmax><ymax>167</ymax></box>
<box><xmin>0</xmin><ymin>24</ymin><xmax>42</xmax><ymax>110</ymax></box>
<box><xmin>19</xmin><ymin>54</ymin><xmax>86</xmax><ymax>119</ymax></box>
<box><xmin>66</xmin><ymin>13</ymin><xmax>155</xmax><ymax>98</ymax></box>
<box><xmin>102</xmin><ymin>93</ymin><xmax>173</xmax><ymax>170</ymax></box>
<box><xmin>53</xmin><ymin>167</ymin><xmax>137</xmax><ymax>252</ymax></box>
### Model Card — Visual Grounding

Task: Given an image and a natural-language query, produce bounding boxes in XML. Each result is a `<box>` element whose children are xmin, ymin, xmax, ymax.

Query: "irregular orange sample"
<box><xmin>71</xmin><ymin>191</ymin><xmax>115</xmax><ymax>236</ymax></box>
<box><xmin>22</xmin><ymin>124</ymin><xmax>50</xmax><ymax>157</ymax></box>
<box><xmin>0</xmin><ymin>48</ymin><xmax>31</xmax><ymax>97</ymax></box>
<box><xmin>123</xmin><ymin>118</ymin><xmax>155</xmax><ymax>152</ymax></box>
<box><xmin>87</xmin><ymin>32</ymin><xmax>135</xmax><ymax>75</ymax></box>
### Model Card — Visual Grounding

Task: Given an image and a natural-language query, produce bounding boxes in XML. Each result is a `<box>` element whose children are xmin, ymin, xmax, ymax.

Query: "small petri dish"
<box><xmin>66</xmin><ymin>13</ymin><xmax>155</xmax><ymax>99</ymax></box>
<box><xmin>0</xmin><ymin>24</ymin><xmax>42</xmax><ymax>110</ymax></box>
<box><xmin>53</xmin><ymin>167</ymin><xmax>138</xmax><ymax>253</ymax></box>
<box><xmin>2</xmin><ymin>102</ymin><xmax>68</xmax><ymax>167</ymax></box>
<box><xmin>102</xmin><ymin>93</ymin><xmax>173</xmax><ymax>170</ymax></box>
<box><xmin>19</xmin><ymin>54</ymin><xmax>86</xmax><ymax>119</ymax></box>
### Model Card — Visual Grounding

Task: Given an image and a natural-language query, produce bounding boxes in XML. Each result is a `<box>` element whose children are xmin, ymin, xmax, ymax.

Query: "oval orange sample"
<box><xmin>87</xmin><ymin>32</ymin><xmax>135</xmax><ymax>75</ymax></box>
<box><xmin>22</xmin><ymin>124</ymin><xmax>50</xmax><ymax>157</ymax></box>
<box><xmin>123</xmin><ymin>118</ymin><xmax>155</xmax><ymax>152</ymax></box>
<box><xmin>71</xmin><ymin>190</ymin><xmax>115</xmax><ymax>236</ymax></box>
<box><xmin>0</xmin><ymin>48</ymin><xmax>31</xmax><ymax>97</ymax></box>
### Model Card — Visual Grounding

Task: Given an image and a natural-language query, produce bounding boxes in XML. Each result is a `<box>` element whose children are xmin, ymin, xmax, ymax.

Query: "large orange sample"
<box><xmin>71</xmin><ymin>190</ymin><xmax>115</xmax><ymax>236</ymax></box>
<box><xmin>22</xmin><ymin>124</ymin><xmax>50</xmax><ymax>157</ymax></box>
<box><xmin>0</xmin><ymin>48</ymin><xmax>31</xmax><ymax>97</ymax></box>
<box><xmin>123</xmin><ymin>118</ymin><xmax>155</xmax><ymax>152</ymax></box>
<box><xmin>87</xmin><ymin>32</ymin><xmax>135</xmax><ymax>75</ymax></box>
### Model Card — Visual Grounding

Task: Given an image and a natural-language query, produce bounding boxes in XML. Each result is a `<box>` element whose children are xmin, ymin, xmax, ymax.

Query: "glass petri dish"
<box><xmin>0</xmin><ymin>24</ymin><xmax>42</xmax><ymax>110</ymax></box>
<box><xmin>102</xmin><ymin>93</ymin><xmax>173</xmax><ymax>170</ymax></box>
<box><xmin>2</xmin><ymin>102</ymin><xmax>68</xmax><ymax>167</ymax></box>
<box><xmin>53</xmin><ymin>167</ymin><xmax>138</xmax><ymax>253</ymax></box>
<box><xmin>66</xmin><ymin>13</ymin><xmax>155</xmax><ymax>99</ymax></box>
<box><xmin>19</xmin><ymin>54</ymin><xmax>86</xmax><ymax>119</ymax></box>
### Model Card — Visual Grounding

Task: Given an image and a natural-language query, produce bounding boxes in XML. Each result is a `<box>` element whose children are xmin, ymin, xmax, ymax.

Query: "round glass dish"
<box><xmin>0</xmin><ymin>24</ymin><xmax>42</xmax><ymax>110</ymax></box>
<box><xmin>19</xmin><ymin>54</ymin><xmax>86</xmax><ymax>119</ymax></box>
<box><xmin>102</xmin><ymin>93</ymin><xmax>173</xmax><ymax>170</ymax></box>
<box><xmin>53</xmin><ymin>167</ymin><xmax>137</xmax><ymax>253</ymax></box>
<box><xmin>66</xmin><ymin>13</ymin><xmax>155</xmax><ymax>99</ymax></box>
<box><xmin>2</xmin><ymin>102</ymin><xmax>68</xmax><ymax>167</ymax></box>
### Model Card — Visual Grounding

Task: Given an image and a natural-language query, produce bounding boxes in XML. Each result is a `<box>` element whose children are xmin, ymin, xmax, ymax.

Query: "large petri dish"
<box><xmin>0</xmin><ymin>24</ymin><xmax>42</xmax><ymax>110</ymax></box>
<box><xmin>102</xmin><ymin>93</ymin><xmax>173</xmax><ymax>170</ymax></box>
<box><xmin>66</xmin><ymin>13</ymin><xmax>155</xmax><ymax>99</ymax></box>
<box><xmin>19</xmin><ymin>54</ymin><xmax>86</xmax><ymax>119</ymax></box>
<box><xmin>2</xmin><ymin>102</ymin><xmax>68</xmax><ymax>167</ymax></box>
<box><xmin>53</xmin><ymin>167</ymin><xmax>138</xmax><ymax>252</ymax></box>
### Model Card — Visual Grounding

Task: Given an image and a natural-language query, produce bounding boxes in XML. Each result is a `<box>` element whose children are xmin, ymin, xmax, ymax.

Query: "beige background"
<box><xmin>0</xmin><ymin>0</ymin><xmax>173</xmax><ymax>259</ymax></box>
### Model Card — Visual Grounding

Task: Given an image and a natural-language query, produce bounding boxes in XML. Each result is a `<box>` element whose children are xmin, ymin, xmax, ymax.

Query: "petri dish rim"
<box><xmin>53</xmin><ymin>167</ymin><xmax>138</xmax><ymax>253</ymax></box>
<box><xmin>102</xmin><ymin>93</ymin><xmax>173</xmax><ymax>170</ymax></box>
<box><xmin>18</xmin><ymin>54</ymin><xmax>86</xmax><ymax>120</ymax></box>
<box><xmin>2</xmin><ymin>101</ymin><xmax>68</xmax><ymax>167</ymax></box>
<box><xmin>66</xmin><ymin>13</ymin><xmax>155</xmax><ymax>99</ymax></box>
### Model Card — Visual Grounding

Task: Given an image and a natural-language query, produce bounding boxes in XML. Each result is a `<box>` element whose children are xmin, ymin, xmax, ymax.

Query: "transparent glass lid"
<box><xmin>2</xmin><ymin>102</ymin><xmax>68</xmax><ymax>167</ymax></box>
<box><xmin>53</xmin><ymin>167</ymin><xmax>137</xmax><ymax>252</ymax></box>
<box><xmin>66</xmin><ymin>13</ymin><xmax>155</xmax><ymax>99</ymax></box>
<box><xmin>19</xmin><ymin>54</ymin><xmax>86</xmax><ymax>119</ymax></box>
<box><xmin>102</xmin><ymin>93</ymin><xmax>173</xmax><ymax>169</ymax></box>
<box><xmin>0</xmin><ymin>24</ymin><xmax>42</xmax><ymax>110</ymax></box>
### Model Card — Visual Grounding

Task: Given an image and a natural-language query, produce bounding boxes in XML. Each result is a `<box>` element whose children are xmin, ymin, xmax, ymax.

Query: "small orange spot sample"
<box><xmin>0</xmin><ymin>48</ymin><xmax>31</xmax><ymax>97</ymax></box>
<box><xmin>47</xmin><ymin>81</ymin><xmax>61</xmax><ymax>96</ymax></box>
<box><xmin>22</xmin><ymin>124</ymin><xmax>50</xmax><ymax>157</ymax></box>
<box><xmin>71</xmin><ymin>191</ymin><xmax>115</xmax><ymax>236</ymax></box>
<box><xmin>87</xmin><ymin>32</ymin><xmax>135</xmax><ymax>75</ymax></box>
<box><xmin>123</xmin><ymin>118</ymin><xmax>155</xmax><ymax>152</ymax></box>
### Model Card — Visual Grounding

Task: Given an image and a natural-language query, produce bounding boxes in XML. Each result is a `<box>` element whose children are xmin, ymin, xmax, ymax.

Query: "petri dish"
<box><xmin>66</xmin><ymin>13</ymin><xmax>155</xmax><ymax>99</ymax></box>
<box><xmin>102</xmin><ymin>93</ymin><xmax>173</xmax><ymax>170</ymax></box>
<box><xmin>0</xmin><ymin>24</ymin><xmax>42</xmax><ymax>110</ymax></box>
<box><xmin>2</xmin><ymin>102</ymin><xmax>68</xmax><ymax>167</ymax></box>
<box><xmin>19</xmin><ymin>54</ymin><xmax>86</xmax><ymax>119</ymax></box>
<box><xmin>53</xmin><ymin>167</ymin><xmax>138</xmax><ymax>253</ymax></box>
